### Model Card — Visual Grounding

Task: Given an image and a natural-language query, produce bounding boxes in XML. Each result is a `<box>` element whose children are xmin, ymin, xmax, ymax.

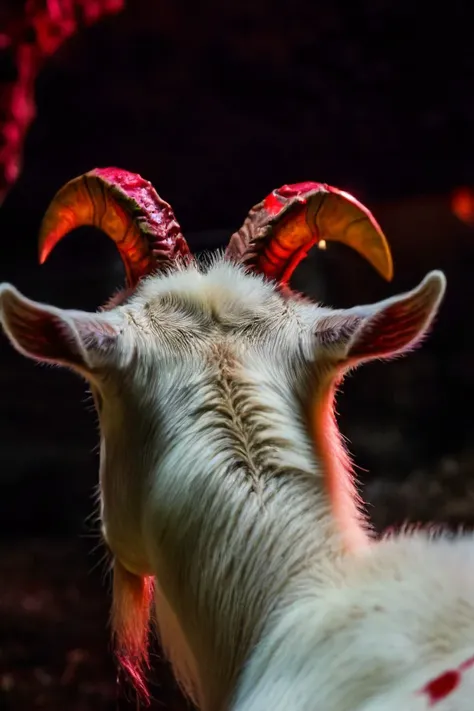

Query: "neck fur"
<box><xmin>310</xmin><ymin>377</ymin><xmax>371</xmax><ymax>552</ymax></box>
<box><xmin>113</xmin><ymin>365</ymin><xmax>370</xmax><ymax>710</ymax></box>
<box><xmin>146</xmin><ymin>377</ymin><xmax>368</xmax><ymax>709</ymax></box>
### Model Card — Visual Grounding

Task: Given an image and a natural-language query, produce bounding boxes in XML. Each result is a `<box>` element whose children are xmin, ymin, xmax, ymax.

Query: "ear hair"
<box><xmin>316</xmin><ymin>270</ymin><xmax>446</xmax><ymax>368</ymax></box>
<box><xmin>0</xmin><ymin>283</ymin><xmax>120</xmax><ymax>373</ymax></box>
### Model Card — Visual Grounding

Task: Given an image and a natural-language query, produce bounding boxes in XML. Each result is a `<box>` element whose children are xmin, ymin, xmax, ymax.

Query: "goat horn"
<box><xmin>38</xmin><ymin>168</ymin><xmax>190</xmax><ymax>287</ymax></box>
<box><xmin>226</xmin><ymin>182</ymin><xmax>393</xmax><ymax>283</ymax></box>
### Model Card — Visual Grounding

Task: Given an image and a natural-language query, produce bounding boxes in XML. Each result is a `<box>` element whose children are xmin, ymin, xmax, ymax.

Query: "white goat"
<box><xmin>1</xmin><ymin>169</ymin><xmax>473</xmax><ymax>711</ymax></box>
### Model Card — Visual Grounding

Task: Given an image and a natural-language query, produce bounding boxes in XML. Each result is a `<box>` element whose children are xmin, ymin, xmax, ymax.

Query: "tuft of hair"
<box><xmin>111</xmin><ymin>559</ymin><xmax>155</xmax><ymax>703</ymax></box>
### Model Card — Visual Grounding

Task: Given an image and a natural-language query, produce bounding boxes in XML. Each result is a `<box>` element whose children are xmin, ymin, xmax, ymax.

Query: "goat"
<box><xmin>1</xmin><ymin>168</ymin><xmax>473</xmax><ymax>711</ymax></box>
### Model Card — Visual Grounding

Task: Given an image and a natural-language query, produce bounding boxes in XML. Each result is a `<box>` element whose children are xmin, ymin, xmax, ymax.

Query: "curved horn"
<box><xmin>226</xmin><ymin>182</ymin><xmax>393</xmax><ymax>284</ymax></box>
<box><xmin>38</xmin><ymin>167</ymin><xmax>191</xmax><ymax>287</ymax></box>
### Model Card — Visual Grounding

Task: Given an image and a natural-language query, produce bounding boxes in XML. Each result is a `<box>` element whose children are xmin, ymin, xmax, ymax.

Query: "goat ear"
<box><xmin>0</xmin><ymin>284</ymin><xmax>119</xmax><ymax>372</ymax></box>
<box><xmin>317</xmin><ymin>270</ymin><xmax>446</xmax><ymax>367</ymax></box>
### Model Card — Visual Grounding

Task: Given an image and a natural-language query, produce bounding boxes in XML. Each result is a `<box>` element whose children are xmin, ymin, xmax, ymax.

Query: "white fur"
<box><xmin>1</xmin><ymin>258</ymin><xmax>472</xmax><ymax>711</ymax></box>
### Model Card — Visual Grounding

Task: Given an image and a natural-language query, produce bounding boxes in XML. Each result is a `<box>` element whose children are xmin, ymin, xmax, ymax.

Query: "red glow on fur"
<box><xmin>117</xmin><ymin>650</ymin><xmax>150</xmax><ymax>702</ymax></box>
<box><xmin>112</xmin><ymin>561</ymin><xmax>155</xmax><ymax>704</ymax></box>
<box><xmin>310</xmin><ymin>382</ymin><xmax>370</xmax><ymax>552</ymax></box>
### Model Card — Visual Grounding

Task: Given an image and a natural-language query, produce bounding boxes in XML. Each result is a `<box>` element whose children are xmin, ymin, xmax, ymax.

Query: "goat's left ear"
<box><xmin>0</xmin><ymin>284</ymin><xmax>120</xmax><ymax>374</ymax></box>
<box><xmin>317</xmin><ymin>270</ymin><xmax>446</xmax><ymax>368</ymax></box>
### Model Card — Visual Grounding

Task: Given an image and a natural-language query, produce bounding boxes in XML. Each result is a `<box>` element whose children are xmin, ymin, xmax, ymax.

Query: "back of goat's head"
<box><xmin>0</xmin><ymin>168</ymin><xmax>443</xmax><ymax>375</ymax></box>
<box><xmin>0</xmin><ymin>169</ymin><xmax>446</xmax><ymax>703</ymax></box>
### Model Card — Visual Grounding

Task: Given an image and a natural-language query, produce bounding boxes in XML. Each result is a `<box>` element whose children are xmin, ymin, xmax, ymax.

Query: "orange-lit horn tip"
<box><xmin>38</xmin><ymin>229</ymin><xmax>64</xmax><ymax>264</ymax></box>
<box><xmin>38</xmin><ymin>216</ymin><xmax>77</xmax><ymax>264</ymax></box>
<box><xmin>37</xmin><ymin>173</ymin><xmax>99</xmax><ymax>265</ymax></box>
<box><xmin>319</xmin><ymin>187</ymin><xmax>394</xmax><ymax>282</ymax></box>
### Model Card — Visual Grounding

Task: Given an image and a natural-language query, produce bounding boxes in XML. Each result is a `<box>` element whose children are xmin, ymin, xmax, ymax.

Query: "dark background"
<box><xmin>1</xmin><ymin>1</ymin><xmax>474</xmax><ymax>708</ymax></box>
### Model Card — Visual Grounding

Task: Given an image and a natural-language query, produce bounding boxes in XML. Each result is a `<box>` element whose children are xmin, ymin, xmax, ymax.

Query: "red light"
<box><xmin>452</xmin><ymin>187</ymin><xmax>474</xmax><ymax>226</ymax></box>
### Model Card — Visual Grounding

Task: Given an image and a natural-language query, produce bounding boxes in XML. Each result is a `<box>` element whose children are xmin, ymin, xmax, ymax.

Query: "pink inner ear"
<box><xmin>1</xmin><ymin>287</ymin><xmax>84</xmax><ymax>364</ymax></box>
<box><xmin>1</xmin><ymin>287</ymin><xmax>119</xmax><ymax>367</ymax></box>
<box><xmin>348</xmin><ymin>291</ymin><xmax>436</xmax><ymax>361</ymax></box>
<box><xmin>7</xmin><ymin>303</ymin><xmax>86</xmax><ymax>365</ymax></box>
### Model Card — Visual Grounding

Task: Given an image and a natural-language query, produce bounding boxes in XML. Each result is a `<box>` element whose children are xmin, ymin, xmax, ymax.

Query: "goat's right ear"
<box><xmin>316</xmin><ymin>270</ymin><xmax>446</xmax><ymax>369</ymax></box>
<box><xmin>0</xmin><ymin>284</ymin><xmax>119</xmax><ymax>373</ymax></box>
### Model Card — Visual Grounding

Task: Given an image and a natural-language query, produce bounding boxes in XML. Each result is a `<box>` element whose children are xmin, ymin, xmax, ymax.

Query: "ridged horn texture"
<box><xmin>226</xmin><ymin>181</ymin><xmax>393</xmax><ymax>283</ymax></box>
<box><xmin>38</xmin><ymin>167</ymin><xmax>190</xmax><ymax>287</ymax></box>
